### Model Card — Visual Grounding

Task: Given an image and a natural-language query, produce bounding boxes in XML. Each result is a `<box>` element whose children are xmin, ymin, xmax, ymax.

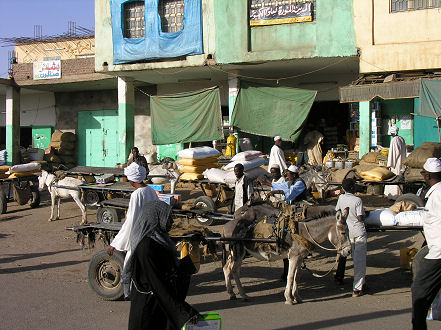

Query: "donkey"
<box><xmin>38</xmin><ymin>170</ymin><xmax>87</xmax><ymax>224</ymax></box>
<box><xmin>222</xmin><ymin>202</ymin><xmax>351</xmax><ymax>304</ymax></box>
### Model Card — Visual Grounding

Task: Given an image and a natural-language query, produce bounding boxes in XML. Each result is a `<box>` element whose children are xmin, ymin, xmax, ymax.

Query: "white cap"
<box><xmin>270</xmin><ymin>164</ymin><xmax>280</xmax><ymax>170</ymax></box>
<box><xmin>124</xmin><ymin>162</ymin><xmax>146</xmax><ymax>183</ymax></box>
<box><xmin>274</xmin><ymin>136</ymin><xmax>282</xmax><ymax>142</ymax></box>
<box><xmin>388</xmin><ymin>126</ymin><xmax>399</xmax><ymax>135</ymax></box>
<box><xmin>423</xmin><ymin>158</ymin><xmax>441</xmax><ymax>173</ymax></box>
<box><xmin>287</xmin><ymin>165</ymin><xmax>299</xmax><ymax>173</ymax></box>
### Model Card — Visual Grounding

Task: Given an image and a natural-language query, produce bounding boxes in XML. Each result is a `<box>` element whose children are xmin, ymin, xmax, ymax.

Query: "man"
<box><xmin>384</xmin><ymin>126</ymin><xmax>407</xmax><ymax>199</ymax></box>
<box><xmin>335</xmin><ymin>178</ymin><xmax>366</xmax><ymax>297</ymax></box>
<box><xmin>269</xmin><ymin>164</ymin><xmax>285</xmax><ymax>203</ymax></box>
<box><xmin>233</xmin><ymin>163</ymin><xmax>254</xmax><ymax>212</ymax></box>
<box><xmin>268</xmin><ymin>136</ymin><xmax>287</xmax><ymax>172</ymax></box>
<box><xmin>127</xmin><ymin>147</ymin><xmax>149</xmax><ymax>176</ymax></box>
<box><xmin>411</xmin><ymin>158</ymin><xmax>441</xmax><ymax>329</ymax></box>
<box><xmin>107</xmin><ymin>162</ymin><xmax>159</xmax><ymax>271</ymax></box>
<box><xmin>260</xmin><ymin>165</ymin><xmax>307</xmax><ymax>205</ymax></box>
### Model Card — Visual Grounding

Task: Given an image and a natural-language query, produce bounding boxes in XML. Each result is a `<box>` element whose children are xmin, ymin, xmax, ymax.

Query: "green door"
<box><xmin>78</xmin><ymin>110</ymin><xmax>120</xmax><ymax>167</ymax></box>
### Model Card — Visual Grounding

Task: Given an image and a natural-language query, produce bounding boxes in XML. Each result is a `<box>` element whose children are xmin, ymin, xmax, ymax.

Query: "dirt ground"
<box><xmin>0</xmin><ymin>185</ymin><xmax>439</xmax><ymax>329</ymax></box>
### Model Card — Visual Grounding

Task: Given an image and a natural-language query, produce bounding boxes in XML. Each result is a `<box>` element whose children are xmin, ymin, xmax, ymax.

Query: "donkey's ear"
<box><xmin>336</xmin><ymin>210</ymin><xmax>342</xmax><ymax>222</ymax></box>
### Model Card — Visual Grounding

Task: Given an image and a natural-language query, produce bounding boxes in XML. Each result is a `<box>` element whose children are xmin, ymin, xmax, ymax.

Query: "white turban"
<box><xmin>274</xmin><ymin>136</ymin><xmax>282</xmax><ymax>142</ymax></box>
<box><xmin>124</xmin><ymin>162</ymin><xmax>146</xmax><ymax>183</ymax></box>
<box><xmin>389</xmin><ymin>126</ymin><xmax>399</xmax><ymax>135</ymax></box>
<box><xmin>423</xmin><ymin>158</ymin><xmax>441</xmax><ymax>173</ymax></box>
<box><xmin>270</xmin><ymin>164</ymin><xmax>280</xmax><ymax>170</ymax></box>
<box><xmin>287</xmin><ymin>165</ymin><xmax>299</xmax><ymax>173</ymax></box>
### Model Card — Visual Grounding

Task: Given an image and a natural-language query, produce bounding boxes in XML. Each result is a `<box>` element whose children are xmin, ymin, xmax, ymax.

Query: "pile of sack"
<box><xmin>365</xmin><ymin>201</ymin><xmax>424</xmax><ymax>227</ymax></box>
<box><xmin>203</xmin><ymin>150</ymin><xmax>268</xmax><ymax>187</ymax></box>
<box><xmin>2</xmin><ymin>162</ymin><xmax>41</xmax><ymax>179</ymax></box>
<box><xmin>403</xmin><ymin>142</ymin><xmax>441</xmax><ymax>182</ymax></box>
<box><xmin>44</xmin><ymin>130</ymin><xmax>77</xmax><ymax>170</ymax></box>
<box><xmin>177</xmin><ymin>147</ymin><xmax>220</xmax><ymax>181</ymax></box>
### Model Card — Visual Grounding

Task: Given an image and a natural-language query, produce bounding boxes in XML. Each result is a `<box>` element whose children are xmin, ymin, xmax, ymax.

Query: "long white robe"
<box><xmin>110</xmin><ymin>186</ymin><xmax>159</xmax><ymax>266</ymax></box>
<box><xmin>384</xmin><ymin>135</ymin><xmax>407</xmax><ymax>199</ymax></box>
<box><xmin>268</xmin><ymin>145</ymin><xmax>287</xmax><ymax>172</ymax></box>
<box><xmin>304</xmin><ymin>130</ymin><xmax>324</xmax><ymax>166</ymax></box>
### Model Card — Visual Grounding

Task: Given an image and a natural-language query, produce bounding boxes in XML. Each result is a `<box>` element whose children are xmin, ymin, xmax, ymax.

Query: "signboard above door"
<box><xmin>250</xmin><ymin>0</ymin><xmax>314</xmax><ymax>27</ymax></box>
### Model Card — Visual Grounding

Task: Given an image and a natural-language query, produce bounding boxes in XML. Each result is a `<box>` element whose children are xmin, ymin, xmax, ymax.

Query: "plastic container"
<box><xmin>325</xmin><ymin>161</ymin><xmax>334</xmax><ymax>169</ymax></box>
<box><xmin>345</xmin><ymin>161</ymin><xmax>354</xmax><ymax>169</ymax></box>
<box><xmin>334</xmin><ymin>160</ymin><xmax>344</xmax><ymax>169</ymax></box>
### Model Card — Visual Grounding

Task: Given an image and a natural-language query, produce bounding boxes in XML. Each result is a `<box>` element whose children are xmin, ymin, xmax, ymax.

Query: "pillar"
<box><xmin>359</xmin><ymin>101</ymin><xmax>371</xmax><ymax>158</ymax></box>
<box><xmin>5</xmin><ymin>85</ymin><xmax>20</xmax><ymax>165</ymax></box>
<box><xmin>228</xmin><ymin>74</ymin><xmax>239</xmax><ymax>153</ymax></box>
<box><xmin>117</xmin><ymin>76</ymin><xmax>135</xmax><ymax>164</ymax></box>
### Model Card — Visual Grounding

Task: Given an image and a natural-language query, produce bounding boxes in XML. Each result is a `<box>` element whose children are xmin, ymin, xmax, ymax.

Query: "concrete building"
<box><xmin>340</xmin><ymin>0</ymin><xmax>441</xmax><ymax>156</ymax></box>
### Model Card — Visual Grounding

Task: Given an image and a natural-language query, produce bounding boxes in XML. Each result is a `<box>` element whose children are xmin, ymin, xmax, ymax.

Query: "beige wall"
<box><xmin>15</xmin><ymin>37</ymin><xmax>94</xmax><ymax>64</ymax></box>
<box><xmin>354</xmin><ymin>1</ymin><xmax>441</xmax><ymax>73</ymax></box>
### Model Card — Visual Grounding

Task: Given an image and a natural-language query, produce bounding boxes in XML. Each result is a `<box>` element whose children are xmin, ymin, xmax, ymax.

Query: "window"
<box><xmin>159</xmin><ymin>0</ymin><xmax>185</xmax><ymax>33</ymax></box>
<box><xmin>123</xmin><ymin>1</ymin><xmax>145</xmax><ymax>39</ymax></box>
<box><xmin>391</xmin><ymin>0</ymin><xmax>441</xmax><ymax>12</ymax></box>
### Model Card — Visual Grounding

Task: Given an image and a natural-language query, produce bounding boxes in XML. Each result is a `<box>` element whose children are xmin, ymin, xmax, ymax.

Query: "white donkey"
<box><xmin>38</xmin><ymin>170</ymin><xmax>87</xmax><ymax>224</ymax></box>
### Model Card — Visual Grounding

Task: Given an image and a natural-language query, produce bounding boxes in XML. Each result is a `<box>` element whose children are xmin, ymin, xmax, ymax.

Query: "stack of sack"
<box><xmin>44</xmin><ymin>130</ymin><xmax>77</xmax><ymax>170</ymax></box>
<box><xmin>0</xmin><ymin>150</ymin><xmax>6</xmax><ymax>166</ymax></box>
<box><xmin>403</xmin><ymin>142</ymin><xmax>441</xmax><ymax>182</ymax></box>
<box><xmin>177</xmin><ymin>147</ymin><xmax>220</xmax><ymax>181</ymax></box>
<box><xmin>203</xmin><ymin>151</ymin><xmax>268</xmax><ymax>187</ymax></box>
<box><xmin>365</xmin><ymin>200</ymin><xmax>424</xmax><ymax>227</ymax></box>
<box><xmin>6</xmin><ymin>162</ymin><xmax>41</xmax><ymax>178</ymax></box>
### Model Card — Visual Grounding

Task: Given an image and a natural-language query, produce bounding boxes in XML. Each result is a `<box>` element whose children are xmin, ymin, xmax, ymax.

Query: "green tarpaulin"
<box><xmin>151</xmin><ymin>87</ymin><xmax>223</xmax><ymax>145</ymax></box>
<box><xmin>231</xmin><ymin>81</ymin><xmax>317</xmax><ymax>141</ymax></box>
<box><xmin>419</xmin><ymin>79</ymin><xmax>441</xmax><ymax>119</ymax></box>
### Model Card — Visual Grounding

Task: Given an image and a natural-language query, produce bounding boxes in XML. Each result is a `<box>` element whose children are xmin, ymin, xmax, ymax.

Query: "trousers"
<box><xmin>411</xmin><ymin>257</ymin><xmax>441</xmax><ymax>330</ymax></box>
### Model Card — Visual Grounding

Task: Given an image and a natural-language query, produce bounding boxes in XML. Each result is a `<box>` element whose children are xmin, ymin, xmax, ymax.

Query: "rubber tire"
<box><xmin>194</xmin><ymin>196</ymin><xmax>215</xmax><ymax>226</ymax></box>
<box><xmin>83</xmin><ymin>190</ymin><xmax>102</xmax><ymax>206</ymax></box>
<box><xmin>0</xmin><ymin>190</ymin><xmax>6</xmax><ymax>214</ymax></box>
<box><xmin>395</xmin><ymin>193</ymin><xmax>424</xmax><ymax>207</ymax></box>
<box><xmin>412</xmin><ymin>245</ymin><xmax>429</xmax><ymax>281</ymax></box>
<box><xmin>29</xmin><ymin>190</ymin><xmax>40</xmax><ymax>208</ymax></box>
<box><xmin>96</xmin><ymin>207</ymin><xmax>121</xmax><ymax>224</ymax></box>
<box><xmin>88</xmin><ymin>250</ymin><xmax>125</xmax><ymax>301</ymax></box>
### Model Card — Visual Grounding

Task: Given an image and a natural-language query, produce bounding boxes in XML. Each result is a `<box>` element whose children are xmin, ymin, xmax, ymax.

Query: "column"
<box><xmin>5</xmin><ymin>85</ymin><xmax>20</xmax><ymax>165</ymax></box>
<box><xmin>228</xmin><ymin>74</ymin><xmax>239</xmax><ymax>153</ymax></box>
<box><xmin>359</xmin><ymin>101</ymin><xmax>371</xmax><ymax>158</ymax></box>
<box><xmin>117</xmin><ymin>76</ymin><xmax>135</xmax><ymax>165</ymax></box>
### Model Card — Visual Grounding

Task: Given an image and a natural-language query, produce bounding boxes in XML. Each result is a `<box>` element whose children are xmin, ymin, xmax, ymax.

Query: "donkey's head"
<box><xmin>38</xmin><ymin>170</ymin><xmax>54</xmax><ymax>192</ymax></box>
<box><xmin>332</xmin><ymin>208</ymin><xmax>351</xmax><ymax>257</ymax></box>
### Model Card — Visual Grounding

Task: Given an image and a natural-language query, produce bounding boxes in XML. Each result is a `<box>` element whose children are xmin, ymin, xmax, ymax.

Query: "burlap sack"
<box><xmin>403</xmin><ymin>142</ymin><xmax>441</xmax><ymax>169</ymax></box>
<box><xmin>327</xmin><ymin>169</ymin><xmax>354</xmax><ymax>183</ymax></box>
<box><xmin>59</xmin><ymin>155</ymin><xmax>76</xmax><ymax>164</ymax></box>
<box><xmin>404</xmin><ymin>167</ymin><xmax>424</xmax><ymax>183</ymax></box>
<box><xmin>43</xmin><ymin>152</ymin><xmax>61</xmax><ymax>163</ymax></box>
<box><xmin>51</xmin><ymin>130</ymin><xmax>77</xmax><ymax>143</ymax></box>
<box><xmin>50</xmin><ymin>141</ymin><xmax>76</xmax><ymax>151</ymax></box>
<box><xmin>389</xmin><ymin>201</ymin><xmax>417</xmax><ymax>213</ymax></box>
<box><xmin>361</xmin><ymin>152</ymin><xmax>385</xmax><ymax>164</ymax></box>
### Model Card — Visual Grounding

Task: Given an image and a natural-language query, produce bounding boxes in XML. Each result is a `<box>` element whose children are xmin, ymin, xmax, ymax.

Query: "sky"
<box><xmin>0</xmin><ymin>0</ymin><xmax>95</xmax><ymax>78</ymax></box>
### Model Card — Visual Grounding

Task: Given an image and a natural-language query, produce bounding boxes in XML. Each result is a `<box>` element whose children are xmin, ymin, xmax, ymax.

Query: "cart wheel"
<box><xmin>194</xmin><ymin>196</ymin><xmax>215</xmax><ymax>226</ymax></box>
<box><xmin>395</xmin><ymin>193</ymin><xmax>424</xmax><ymax>207</ymax></box>
<box><xmin>97</xmin><ymin>207</ymin><xmax>122</xmax><ymax>224</ymax></box>
<box><xmin>0</xmin><ymin>190</ymin><xmax>6</xmax><ymax>214</ymax></box>
<box><xmin>29</xmin><ymin>190</ymin><xmax>40</xmax><ymax>208</ymax></box>
<box><xmin>412</xmin><ymin>245</ymin><xmax>429</xmax><ymax>281</ymax></box>
<box><xmin>88</xmin><ymin>250</ymin><xmax>124</xmax><ymax>301</ymax></box>
<box><xmin>83</xmin><ymin>190</ymin><xmax>101</xmax><ymax>206</ymax></box>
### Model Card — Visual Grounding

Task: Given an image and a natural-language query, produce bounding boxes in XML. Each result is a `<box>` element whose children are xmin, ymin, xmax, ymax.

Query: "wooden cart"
<box><xmin>0</xmin><ymin>175</ymin><xmax>40</xmax><ymax>214</ymax></box>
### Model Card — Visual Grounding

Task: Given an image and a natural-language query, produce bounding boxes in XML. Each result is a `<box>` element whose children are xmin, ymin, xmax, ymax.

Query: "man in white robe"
<box><xmin>106</xmin><ymin>162</ymin><xmax>159</xmax><ymax>266</ymax></box>
<box><xmin>384</xmin><ymin>126</ymin><xmax>407</xmax><ymax>199</ymax></box>
<box><xmin>268</xmin><ymin>136</ymin><xmax>287</xmax><ymax>172</ymax></box>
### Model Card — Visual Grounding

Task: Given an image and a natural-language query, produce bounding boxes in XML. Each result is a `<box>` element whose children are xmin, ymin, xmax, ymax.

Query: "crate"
<box><xmin>147</xmin><ymin>184</ymin><xmax>164</xmax><ymax>192</ymax></box>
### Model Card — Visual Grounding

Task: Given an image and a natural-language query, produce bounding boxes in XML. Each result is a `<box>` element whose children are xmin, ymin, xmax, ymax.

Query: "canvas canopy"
<box><xmin>151</xmin><ymin>87</ymin><xmax>223</xmax><ymax>145</ymax></box>
<box><xmin>419</xmin><ymin>79</ymin><xmax>441</xmax><ymax>119</ymax></box>
<box><xmin>231</xmin><ymin>81</ymin><xmax>316</xmax><ymax>141</ymax></box>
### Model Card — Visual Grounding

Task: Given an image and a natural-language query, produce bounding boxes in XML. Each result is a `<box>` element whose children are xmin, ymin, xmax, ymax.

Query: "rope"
<box><xmin>302</xmin><ymin>255</ymin><xmax>339</xmax><ymax>278</ymax></box>
<box><xmin>301</xmin><ymin>221</ymin><xmax>338</xmax><ymax>252</ymax></box>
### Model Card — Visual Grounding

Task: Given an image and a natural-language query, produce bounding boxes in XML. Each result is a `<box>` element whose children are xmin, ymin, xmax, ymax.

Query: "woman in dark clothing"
<box><xmin>122</xmin><ymin>200</ymin><xmax>199</xmax><ymax>330</ymax></box>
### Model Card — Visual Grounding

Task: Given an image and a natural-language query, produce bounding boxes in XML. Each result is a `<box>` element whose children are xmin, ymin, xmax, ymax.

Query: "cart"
<box><xmin>0</xmin><ymin>175</ymin><xmax>40</xmax><ymax>214</ymax></box>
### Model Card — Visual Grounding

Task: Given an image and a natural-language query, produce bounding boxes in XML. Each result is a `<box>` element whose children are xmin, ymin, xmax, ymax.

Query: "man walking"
<box><xmin>384</xmin><ymin>126</ymin><xmax>407</xmax><ymax>199</ymax></box>
<box><xmin>268</xmin><ymin>136</ymin><xmax>287</xmax><ymax>172</ymax></box>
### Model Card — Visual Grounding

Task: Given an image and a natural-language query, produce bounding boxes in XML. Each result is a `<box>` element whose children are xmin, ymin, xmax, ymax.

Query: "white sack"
<box><xmin>9</xmin><ymin>162</ymin><xmax>41</xmax><ymax>173</ymax></box>
<box><xmin>231</xmin><ymin>150</ymin><xmax>263</xmax><ymax>162</ymax></box>
<box><xmin>223</xmin><ymin>157</ymin><xmax>266</xmax><ymax>171</ymax></box>
<box><xmin>245</xmin><ymin>166</ymin><xmax>269</xmax><ymax>180</ymax></box>
<box><xmin>394</xmin><ymin>209</ymin><xmax>425</xmax><ymax>227</ymax></box>
<box><xmin>177</xmin><ymin>147</ymin><xmax>220</xmax><ymax>159</ymax></box>
<box><xmin>365</xmin><ymin>208</ymin><xmax>397</xmax><ymax>226</ymax></box>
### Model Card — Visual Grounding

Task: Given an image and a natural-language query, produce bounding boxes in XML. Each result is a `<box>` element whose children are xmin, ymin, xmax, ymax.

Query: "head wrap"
<box><xmin>122</xmin><ymin>200</ymin><xmax>175</xmax><ymax>297</ymax></box>
<box><xmin>388</xmin><ymin>126</ymin><xmax>399</xmax><ymax>135</ymax></box>
<box><xmin>270</xmin><ymin>164</ymin><xmax>280</xmax><ymax>170</ymax></box>
<box><xmin>124</xmin><ymin>162</ymin><xmax>146</xmax><ymax>183</ymax></box>
<box><xmin>423</xmin><ymin>158</ymin><xmax>441</xmax><ymax>173</ymax></box>
<box><xmin>287</xmin><ymin>165</ymin><xmax>299</xmax><ymax>173</ymax></box>
<box><xmin>274</xmin><ymin>136</ymin><xmax>282</xmax><ymax>142</ymax></box>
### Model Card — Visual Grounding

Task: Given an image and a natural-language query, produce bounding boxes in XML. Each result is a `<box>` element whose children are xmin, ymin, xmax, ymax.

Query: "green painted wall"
<box><xmin>214</xmin><ymin>0</ymin><xmax>357</xmax><ymax>64</ymax></box>
<box><xmin>380</xmin><ymin>99</ymin><xmax>414</xmax><ymax>146</ymax></box>
<box><xmin>414</xmin><ymin>98</ymin><xmax>440</xmax><ymax>147</ymax></box>
<box><xmin>359</xmin><ymin>101</ymin><xmax>371</xmax><ymax>157</ymax></box>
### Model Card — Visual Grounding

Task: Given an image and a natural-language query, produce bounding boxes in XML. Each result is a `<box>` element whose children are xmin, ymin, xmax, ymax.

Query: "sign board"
<box><xmin>250</xmin><ymin>1</ymin><xmax>313</xmax><ymax>26</ymax></box>
<box><xmin>33</xmin><ymin>60</ymin><xmax>61</xmax><ymax>80</ymax></box>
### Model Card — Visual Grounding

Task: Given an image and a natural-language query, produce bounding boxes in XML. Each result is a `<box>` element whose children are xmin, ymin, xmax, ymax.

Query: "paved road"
<box><xmin>0</xmin><ymin>191</ymin><xmax>438</xmax><ymax>329</ymax></box>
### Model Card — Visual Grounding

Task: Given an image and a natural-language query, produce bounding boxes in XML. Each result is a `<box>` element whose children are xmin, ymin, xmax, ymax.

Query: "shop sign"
<box><xmin>250</xmin><ymin>1</ymin><xmax>313</xmax><ymax>27</ymax></box>
<box><xmin>33</xmin><ymin>60</ymin><xmax>61</xmax><ymax>80</ymax></box>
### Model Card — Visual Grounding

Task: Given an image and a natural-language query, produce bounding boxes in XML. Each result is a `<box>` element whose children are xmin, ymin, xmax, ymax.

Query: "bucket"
<box><xmin>325</xmin><ymin>161</ymin><xmax>334</xmax><ymax>169</ymax></box>
<box><xmin>345</xmin><ymin>161</ymin><xmax>354</xmax><ymax>169</ymax></box>
<box><xmin>334</xmin><ymin>160</ymin><xmax>344</xmax><ymax>169</ymax></box>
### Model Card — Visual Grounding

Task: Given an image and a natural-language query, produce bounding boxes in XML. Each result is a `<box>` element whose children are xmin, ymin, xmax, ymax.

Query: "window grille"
<box><xmin>159</xmin><ymin>0</ymin><xmax>185</xmax><ymax>33</ymax></box>
<box><xmin>391</xmin><ymin>0</ymin><xmax>441</xmax><ymax>12</ymax></box>
<box><xmin>123</xmin><ymin>1</ymin><xmax>145</xmax><ymax>39</ymax></box>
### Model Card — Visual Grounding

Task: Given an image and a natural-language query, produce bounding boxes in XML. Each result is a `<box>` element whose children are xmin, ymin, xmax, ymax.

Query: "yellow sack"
<box><xmin>180</xmin><ymin>173</ymin><xmax>203</xmax><ymax>181</ymax></box>
<box><xmin>177</xmin><ymin>157</ymin><xmax>219</xmax><ymax>166</ymax></box>
<box><xmin>0</xmin><ymin>165</ymin><xmax>10</xmax><ymax>173</ymax></box>
<box><xmin>360</xmin><ymin>167</ymin><xmax>394</xmax><ymax>181</ymax></box>
<box><xmin>179</xmin><ymin>165</ymin><xmax>216</xmax><ymax>173</ymax></box>
<box><xmin>8</xmin><ymin>171</ymin><xmax>39</xmax><ymax>178</ymax></box>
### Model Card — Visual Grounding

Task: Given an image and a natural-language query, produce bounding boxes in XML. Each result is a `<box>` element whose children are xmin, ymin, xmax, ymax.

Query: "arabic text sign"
<box><xmin>33</xmin><ymin>60</ymin><xmax>61</xmax><ymax>80</ymax></box>
<box><xmin>250</xmin><ymin>1</ymin><xmax>313</xmax><ymax>26</ymax></box>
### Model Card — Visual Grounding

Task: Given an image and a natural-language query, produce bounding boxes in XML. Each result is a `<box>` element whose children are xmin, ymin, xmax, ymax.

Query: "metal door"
<box><xmin>78</xmin><ymin>110</ymin><xmax>119</xmax><ymax>167</ymax></box>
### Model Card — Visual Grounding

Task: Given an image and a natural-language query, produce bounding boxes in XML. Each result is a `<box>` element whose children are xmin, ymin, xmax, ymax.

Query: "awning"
<box><xmin>231</xmin><ymin>81</ymin><xmax>316</xmax><ymax>141</ymax></box>
<box><xmin>418</xmin><ymin>79</ymin><xmax>441</xmax><ymax>119</ymax></box>
<box><xmin>339</xmin><ymin>80</ymin><xmax>420</xmax><ymax>103</ymax></box>
<box><xmin>150</xmin><ymin>87</ymin><xmax>223</xmax><ymax>145</ymax></box>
